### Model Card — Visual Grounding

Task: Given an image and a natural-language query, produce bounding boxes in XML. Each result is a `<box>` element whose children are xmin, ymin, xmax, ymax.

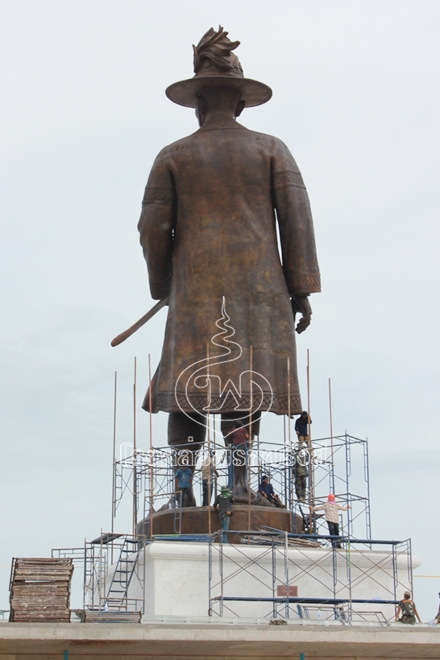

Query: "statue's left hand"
<box><xmin>291</xmin><ymin>295</ymin><xmax>312</xmax><ymax>334</ymax></box>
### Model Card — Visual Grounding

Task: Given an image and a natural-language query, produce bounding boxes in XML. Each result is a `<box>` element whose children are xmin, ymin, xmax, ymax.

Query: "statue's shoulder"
<box><xmin>245</xmin><ymin>130</ymin><xmax>296</xmax><ymax>158</ymax></box>
<box><xmin>154</xmin><ymin>133</ymin><xmax>195</xmax><ymax>160</ymax></box>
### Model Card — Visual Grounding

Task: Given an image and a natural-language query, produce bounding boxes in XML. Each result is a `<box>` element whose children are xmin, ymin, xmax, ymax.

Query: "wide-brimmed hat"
<box><xmin>166</xmin><ymin>26</ymin><xmax>272</xmax><ymax>109</ymax></box>
<box><xmin>220</xmin><ymin>485</ymin><xmax>232</xmax><ymax>498</ymax></box>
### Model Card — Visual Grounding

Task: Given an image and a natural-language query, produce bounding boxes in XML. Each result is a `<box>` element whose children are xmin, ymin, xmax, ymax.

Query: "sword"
<box><xmin>111</xmin><ymin>297</ymin><xmax>169</xmax><ymax>347</ymax></box>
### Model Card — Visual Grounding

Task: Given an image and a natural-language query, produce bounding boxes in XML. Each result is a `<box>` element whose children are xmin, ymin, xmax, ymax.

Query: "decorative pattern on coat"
<box><xmin>273</xmin><ymin>171</ymin><xmax>305</xmax><ymax>189</ymax></box>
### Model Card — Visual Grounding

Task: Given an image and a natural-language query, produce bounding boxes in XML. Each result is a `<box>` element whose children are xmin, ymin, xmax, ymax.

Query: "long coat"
<box><xmin>138</xmin><ymin>118</ymin><xmax>320</xmax><ymax>416</ymax></box>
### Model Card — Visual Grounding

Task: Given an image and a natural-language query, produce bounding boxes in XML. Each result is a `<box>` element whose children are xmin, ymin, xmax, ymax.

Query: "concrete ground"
<box><xmin>0</xmin><ymin>620</ymin><xmax>439</xmax><ymax>659</ymax></box>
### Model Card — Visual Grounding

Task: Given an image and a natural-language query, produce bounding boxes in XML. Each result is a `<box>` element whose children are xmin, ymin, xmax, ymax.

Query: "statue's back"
<box><xmin>140</xmin><ymin>120</ymin><xmax>319</xmax><ymax>415</ymax></box>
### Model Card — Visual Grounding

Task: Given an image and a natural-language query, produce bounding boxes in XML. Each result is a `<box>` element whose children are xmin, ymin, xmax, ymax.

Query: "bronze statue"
<box><xmin>137</xmin><ymin>27</ymin><xmax>320</xmax><ymax>504</ymax></box>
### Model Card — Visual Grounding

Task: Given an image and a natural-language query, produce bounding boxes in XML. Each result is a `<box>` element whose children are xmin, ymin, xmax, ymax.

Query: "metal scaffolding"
<box><xmin>50</xmin><ymin>390</ymin><xmax>410</xmax><ymax>621</ymax></box>
<box><xmin>52</xmin><ymin>533</ymin><xmax>146</xmax><ymax>613</ymax></box>
<box><xmin>207</xmin><ymin>530</ymin><xmax>412</xmax><ymax>623</ymax></box>
<box><xmin>113</xmin><ymin>431</ymin><xmax>371</xmax><ymax>542</ymax></box>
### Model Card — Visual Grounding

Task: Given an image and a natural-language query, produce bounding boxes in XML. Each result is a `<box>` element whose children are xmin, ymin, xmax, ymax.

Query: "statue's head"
<box><xmin>166</xmin><ymin>26</ymin><xmax>272</xmax><ymax>110</ymax></box>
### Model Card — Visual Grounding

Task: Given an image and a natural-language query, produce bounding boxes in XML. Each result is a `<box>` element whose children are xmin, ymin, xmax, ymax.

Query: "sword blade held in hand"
<box><xmin>111</xmin><ymin>297</ymin><xmax>169</xmax><ymax>347</ymax></box>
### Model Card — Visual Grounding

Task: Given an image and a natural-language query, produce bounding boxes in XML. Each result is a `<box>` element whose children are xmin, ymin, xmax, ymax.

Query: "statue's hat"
<box><xmin>166</xmin><ymin>26</ymin><xmax>272</xmax><ymax>109</ymax></box>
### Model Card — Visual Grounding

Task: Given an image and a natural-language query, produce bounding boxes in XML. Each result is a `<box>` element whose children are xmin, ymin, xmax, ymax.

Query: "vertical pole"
<box><xmin>346</xmin><ymin>537</ymin><xmax>352</xmax><ymax>621</ymax></box>
<box><xmin>208</xmin><ymin>535</ymin><xmax>212</xmax><ymax>616</ymax></box>
<box><xmin>213</xmin><ymin>415</ymin><xmax>218</xmax><ymax>496</ymax></box>
<box><xmin>332</xmin><ymin>542</ymin><xmax>338</xmax><ymax>602</ymax></box>
<box><xmin>207</xmin><ymin>343</ymin><xmax>211</xmax><ymax>535</ymax></box>
<box><xmin>392</xmin><ymin>543</ymin><xmax>398</xmax><ymax>603</ymax></box>
<box><xmin>328</xmin><ymin>378</ymin><xmax>335</xmax><ymax>494</ymax></box>
<box><xmin>284</xmin><ymin>429</ymin><xmax>289</xmax><ymax>510</ymax></box>
<box><xmin>142</xmin><ymin>542</ymin><xmax>146</xmax><ymax>614</ymax></box>
<box><xmin>148</xmin><ymin>354</ymin><xmax>154</xmax><ymax>539</ymax></box>
<box><xmin>408</xmin><ymin>538</ymin><xmax>413</xmax><ymax>597</ymax></box>
<box><xmin>247</xmin><ymin>346</ymin><xmax>253</xmax><ymax>535</ymax></box>
<box><xmin>345</xmin><ymin>433</ymin><xmax>351</xmax><ymax>537</ymax></box>
<box><xmin>99</xmin><ymin>530</ymin><xmax>104</xmax><ymax>610</ymax></box>
<box><xmin>287</xmin><ymin>357</ymin><xmax>292</xmax><ymax>520</ymax></box>
<box><xmin>271</xmin><ymin>540</ymin><xmax>277</xmax><ymax>619</ymax></box>
<box><xmin>307</xmin><ymin>350</ymin><xmax>314</xmax><ymax>530</ymax></box>
<box><xmin>83</xmin><ymin>538</ymin><xmax>87</xmax><ymax>610</ymax></box>
<box><xmin>133</xmin><ymin>357</ymin><xmax>137</xmax><ymax>537</ymax></box>
<box><xmin>284</xmin><ymin>530</ymin><xmax>289</xmax><ymax>619</ymax></box>
<box><xmin>364</xmin><ymin>437</ymin><xmax>372</xmax><ymax>543</ymax></box>
<box><xmin>111</xmin><ymin>371</ymin><xmax>117</xmax><ymax>565</ymax></box>
<box><xmin>219</xmin><ymin>541</ymin><xmax>224</xmax><ymax>617</ymax></box>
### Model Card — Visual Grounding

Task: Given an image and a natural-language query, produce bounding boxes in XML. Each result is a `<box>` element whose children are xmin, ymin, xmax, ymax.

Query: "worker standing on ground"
<box><xmin>395</xmin><ymin>591</ymin><xmax>421</xmax><ymax>624</ymax></box>
<box><xmin>312</xmin><ymin>494</ymin><xmax>349</xmax><ymax>547</ymax></box>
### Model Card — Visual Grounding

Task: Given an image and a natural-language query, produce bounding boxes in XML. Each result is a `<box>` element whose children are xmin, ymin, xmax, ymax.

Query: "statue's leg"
<box><xmin>168</xmin><ymin>412</ymin><xmax>206</xmax><ymax>507</ymax></box>
<box><xmin>220</xmin><ymin>412</ymin><xmax>271</xmax><ymax>505</ymax></box>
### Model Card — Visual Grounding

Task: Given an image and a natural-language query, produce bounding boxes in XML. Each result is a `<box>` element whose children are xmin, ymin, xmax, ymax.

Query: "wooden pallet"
<box><xmin>75</xmin><ymin>609</ymin><xmax>142</xmax><ymax>624</ymax></box>
<box><xmin>9</xmin><ymin>558</ymin><xmax>73</xmax><ymax>623</ymax></box>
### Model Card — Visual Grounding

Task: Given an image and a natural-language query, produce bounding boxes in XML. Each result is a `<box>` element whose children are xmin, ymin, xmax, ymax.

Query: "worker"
<box><xmin>293</xmin><ymin>439</ymin><xmax>308</xmax><ymax>502</ymax></box>
<box><xmin>295</xmin><ymin>411</ymin><xmax>311</xmax><ymax>443</ymax></box>
<box><xmin>201</xmin><ymin>451</ymin><xmax>218</xmax><ymax>506</ymax></box>
<box><xmin>258</xmin><ymin>475</ymin><xmax>285</xmax><ymax>508</ymax></box>
<box><xmin>175</xmin><ymin>464</ymin><xmax>195</xmax><ymax>507</ymax></box>
<box><xmin>395</xmin><ymin>591</ymin><xmax>421</xmax><ymax>624</ymax></box>
<box><xmin>312</xmin><ymin>494</ymin><xmax>349</xmax><ymax>547</ymax></box>
<box><xmin>214</xmin><ymin>485</ymin><xmax>235</xmax><ymax>543</ymax></box>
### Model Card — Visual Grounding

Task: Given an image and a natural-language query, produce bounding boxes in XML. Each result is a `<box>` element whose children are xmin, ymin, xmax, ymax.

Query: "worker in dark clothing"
<box><xmin>175</xmin><ymin>465</ymin><xmax>195</xmax><ymax>507</ymax></box>
<box><xmin>258</xmin><ymin>475</ymin><xmax>285</xmax><ymax>508</ymax></box>
<box><xmin>295</xmin><ymin>411</ymin><xmax>311</xmax><ymax>443</ymax></box>
<box><xmin>214</xmin><ymin>486</ymin><xmax>235</xmax><ymax>542</ymax></box>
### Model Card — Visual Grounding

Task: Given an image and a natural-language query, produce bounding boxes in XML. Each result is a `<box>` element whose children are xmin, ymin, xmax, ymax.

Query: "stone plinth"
<box><xmin>140</xmin><ymin>504</ymin><xmax>298</xmax><ymax>542</ymax></box>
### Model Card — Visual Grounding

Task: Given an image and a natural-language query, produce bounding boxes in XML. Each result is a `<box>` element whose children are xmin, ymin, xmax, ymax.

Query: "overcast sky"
<box><xmin>1</xmin><ymin>0</ymin><xmax>440</xmax><ymax>619</ymax></box>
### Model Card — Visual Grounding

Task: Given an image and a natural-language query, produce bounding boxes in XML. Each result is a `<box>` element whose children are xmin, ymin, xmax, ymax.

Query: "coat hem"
<box><xmin>142</xmin><ymin>390</ymin><xmax>302</xmax><ymax>416</ymax></box>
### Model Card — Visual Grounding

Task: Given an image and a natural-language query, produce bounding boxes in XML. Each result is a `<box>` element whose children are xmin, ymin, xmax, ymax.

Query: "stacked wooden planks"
<box><xmin>9</xmin><ymin>558</ymin><xmax>73</xmax><ymax>622</ymax></box>
<box><xmin>75</xmin><ymin>609</ymin><xmax>142</xmax><ymax>623</ymax></box>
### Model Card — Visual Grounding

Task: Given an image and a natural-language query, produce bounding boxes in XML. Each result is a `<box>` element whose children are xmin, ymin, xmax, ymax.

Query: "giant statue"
<box><xmin>137</xmin><ymin>27</ymin><xmax>320</xmax><ymax>505</ymax></box>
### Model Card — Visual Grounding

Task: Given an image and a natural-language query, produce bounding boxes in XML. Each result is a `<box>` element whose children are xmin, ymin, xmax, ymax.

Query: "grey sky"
<box><xmin>1</xmin><ymin>0</ymin><xmax>439</xmax><ymax>618</ymax></box>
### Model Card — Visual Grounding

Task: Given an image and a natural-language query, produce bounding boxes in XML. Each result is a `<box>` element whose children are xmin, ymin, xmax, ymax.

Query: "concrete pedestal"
<box><xmin>104</xmin><ymin>540</ymin><xmax>420</xmax><ymax>621</ymax></box>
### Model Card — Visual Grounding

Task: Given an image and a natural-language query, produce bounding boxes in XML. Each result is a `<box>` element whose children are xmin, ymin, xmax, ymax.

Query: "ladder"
<box><xmin>105</xmin><ymin>539</ymin><xmax>140</xmax><ymax>611</ymax></box>
<box><xmin>173</xmin><ymin>491</ymin><xmax>183</xmax><ymax>534</ymax></box>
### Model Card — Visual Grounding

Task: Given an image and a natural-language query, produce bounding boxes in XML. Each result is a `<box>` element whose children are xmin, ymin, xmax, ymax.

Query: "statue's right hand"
<box><xmin>291</xmin><ymin>295</ymin><xmax>312</xmax><ymax>334</ymax></box>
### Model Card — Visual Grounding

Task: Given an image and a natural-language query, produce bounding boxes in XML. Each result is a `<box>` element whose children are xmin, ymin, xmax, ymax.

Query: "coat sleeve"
<box><xmin>271</xmin><ymin>140</ymin><xmax>321</xmax><ymax>296</ymax></box>
<box><xmin>137</xmin><ymin>149</ymin><xmax>176</xmax><ymax>300</ymax></box>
